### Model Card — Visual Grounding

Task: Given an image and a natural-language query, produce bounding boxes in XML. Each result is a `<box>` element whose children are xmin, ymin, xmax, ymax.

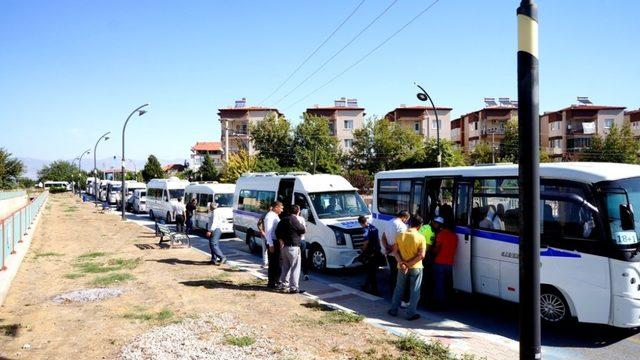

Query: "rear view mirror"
<box><xmin>620</xmin><ymin>204</ymin><xmax>635</xmax><ymax>231</ymax></box>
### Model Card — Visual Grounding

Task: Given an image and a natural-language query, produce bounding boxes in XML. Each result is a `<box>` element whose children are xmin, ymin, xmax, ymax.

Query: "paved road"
<box><xmin>111</xmin><ymin>205</ymin><xmax>640</xmax><ymax>359</ymax></box>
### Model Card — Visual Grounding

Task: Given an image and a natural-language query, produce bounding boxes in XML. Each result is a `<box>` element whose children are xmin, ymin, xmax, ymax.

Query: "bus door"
<box><xmin>453</xmin><ymin>180</ymin><xmax>473</xmax><ymax>293</ymax></box>
<box><xmin>277</xmin><ymin>179</ymin><xmax>295</xmax><ymax>207</ymax></box>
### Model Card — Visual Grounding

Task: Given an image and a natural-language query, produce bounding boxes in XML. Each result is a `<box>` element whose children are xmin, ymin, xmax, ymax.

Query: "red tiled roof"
<box><xmin>556</xmin><ymin>105</ymin><xmax>626</xmax><ymax>112</ymax></box>
<box><xmin>191</xmin><ymin>141</ymin><xmax>222</xmax><ymax>152</ymax></box>
<box><xmin>162</xmin><ymin>164</ymin><xmax>184</xmax><ymax>172</ymax></box>
<box><xmin>306</xmin><ymin>107</ymin><xmax>365</xmax><ymax>111</ymax></box>
<box><xmin>625</xmin><ymin>109</ymin><xmax>640</xmax><ymax>115</ymax></box>
<box><xmin>392</xmin><ymin>105</ymin><xmax>453</xmax><ymax>111</ymax></box>
<box><xmin>218</xmin><ymin>106</ymin><xmax>280</xmax><ymax>111</ymax></box>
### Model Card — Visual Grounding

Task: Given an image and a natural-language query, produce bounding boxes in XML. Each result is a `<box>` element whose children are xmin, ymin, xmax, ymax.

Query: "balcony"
<box><xmin>480</xmin><ymin>128</ymin><xmax>505</xmax><ymax>136</ymax></box>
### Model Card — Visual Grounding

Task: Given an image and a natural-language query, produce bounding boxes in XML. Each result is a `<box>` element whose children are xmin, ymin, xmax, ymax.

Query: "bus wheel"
<box><xmin>149</xmin><ymin>210</ymin><xmax>155</xmax><ymax>220</ymax></box>
<box><xmin>310</xmin><ymin>244</ymin><xmax>326</xmax><ymax>271</ymax></box>
<box><xmin>540</xmin><ymin>287</ymin><xmax>570</xmax><ymax>324</ymax></box>
<box><xmin>246</xmin><ymin>232</ymin><xmax>259</xmax><ymax>253</ymax></box>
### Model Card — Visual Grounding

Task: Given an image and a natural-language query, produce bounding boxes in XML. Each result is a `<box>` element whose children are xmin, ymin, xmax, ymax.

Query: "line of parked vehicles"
<box><xmin>81</xmin><ymin>163</ymin><xmax>640</xmax><ymax>328</ymax></box>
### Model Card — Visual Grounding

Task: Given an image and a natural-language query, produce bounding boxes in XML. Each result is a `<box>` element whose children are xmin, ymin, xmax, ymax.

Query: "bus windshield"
<box><xmin>309</xmin><ymin>191</ymin><xmax>370</xmax><ymax>219</ymax></box>
<box><xmin>169</xmin><ymin>189</ymin><xmax>185</xmax><ymax>200</ymax></box>
<box><xmin>600</xmin><ymin>177</ymin><xmax>640</xmax><ymax>248</ymax></box>
<box><xmin>214</xmin><ymin>193</ymin><xmax>233</xmax><ymax>207</ymax></box>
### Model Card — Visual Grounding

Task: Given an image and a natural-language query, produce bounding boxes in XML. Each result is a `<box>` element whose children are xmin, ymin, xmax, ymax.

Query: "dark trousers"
<box><xmin>185</xmin><ymin>217</ymin><xmax>193</xmax><ymax>234</ymax></box>
<box><xmin>267</xmin><ymin>243</ymin><xmax>281</xmax><ymax>287</ymax></box>
<box><xmin>387</xmin><ymin>255</ymin><xmax>398</xmax><ymax>290</ymax></box>
<box><xmin>300</xmin><ymin>240</ymin><xmax>309</xmax><ymax>275</ymax></box>
<box><xmin>175</xmin><ymin>214</ymin><xmax>185</xmax><ymax>233</ymax></box>
<box><xmin>208</xmin><ymin>229</ymin><xmax>225</xmax><ymax>263</ymax></box>
<box><xmin>362</xmin><ymin>256</ymin><xmax>379</xmax><ymax>294</ymax></box>
<box><xmin>433</xmin><ymin>263</ymin><xmax>453</xmax><ymax>307</ymax></box>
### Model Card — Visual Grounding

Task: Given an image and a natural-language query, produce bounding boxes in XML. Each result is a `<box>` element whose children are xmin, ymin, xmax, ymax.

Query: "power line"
<box><xmin>258</xmin><ymin>0</ymin><xmax>367</xmax><ymax>106</ymax></box>
<box><xmin>272</xmin><ymin>0</ymin><xmax>400</xmax><ymax>106</ymax></box>
<box><xmin>283</xmin><ymin>0</ymin><xmax>442</xmax><ymax>111</ymax></box>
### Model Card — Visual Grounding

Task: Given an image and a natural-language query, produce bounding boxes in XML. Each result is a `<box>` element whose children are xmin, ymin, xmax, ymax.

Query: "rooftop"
<box><xmin>191</xmin><ymin>141</ymin><xmax>222</xmax><ymax>152</ymax></box>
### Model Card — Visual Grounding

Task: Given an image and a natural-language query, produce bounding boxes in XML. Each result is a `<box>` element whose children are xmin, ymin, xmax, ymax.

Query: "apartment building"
<box><xmin>625</xmin><ymin>109</ymin><xmax>640</xmax><ymax>138</ymax></box>
<box><xmin>218</xmin><ymin>98</ymin><xmax>282</xmax><ymax>159</ymax></box>
<box><xmin>540</xmin><ymin>97</ymin><xmax>626</xmax><ymax>160</ymax></box>
<box><xmin>190</xmin><ymin>141</ymin><xmax>223</xmax><ymax>170</ymax></box>
<box><xmin>384</xmin><ymin>105</ymin><xmax>452</xmax><ymax>141</ymax></box>
<box><xmin>451</xmin><ymin>98</ymin><xmax>518</xmax><ymax>153</ymax></box>
<box><xmin>304</xmin><ymin>97</ymin><xmax>365</xmax><ymax>151</ymax></box>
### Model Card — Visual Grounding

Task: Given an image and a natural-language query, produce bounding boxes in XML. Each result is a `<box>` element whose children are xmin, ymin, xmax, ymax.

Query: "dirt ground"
<box><xmin>0</xmin><ymin>193</ymin><xmax>402</xmax><ymax>359</ymax></box>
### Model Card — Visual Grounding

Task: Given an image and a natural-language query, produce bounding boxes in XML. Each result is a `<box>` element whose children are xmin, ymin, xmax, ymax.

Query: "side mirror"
<box><xmin>620</xmin><ymin>204</ymin><xmax>635</xmax><ymax>231</ymax></box>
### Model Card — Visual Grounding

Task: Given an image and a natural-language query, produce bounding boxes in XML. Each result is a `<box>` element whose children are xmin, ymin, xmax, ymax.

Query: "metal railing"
<box><xmin>1</xmin><ymin>190</ymin><xmax>48</xmax><ymax>271</ymax></box>
<box><xmin>0</xmin><ymin>190</ymin><xmax>26</xmax><ymax>201</ymax></box>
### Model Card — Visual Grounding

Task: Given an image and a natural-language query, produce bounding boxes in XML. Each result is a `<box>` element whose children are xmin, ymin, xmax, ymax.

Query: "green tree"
<box><xmin>18</xmin><ymin>177</ymin><xmax>36</xmax><ymax>189</ymax></box>
<box><xmin>469</xmin><ymin>142</ymin><xmax>494</xmax><ymax>165</ymax></box>
<box><xmin>423</xmin><ymin>139</ymin><xmax>467</xmax><ymax>167</ymax></box>
<box><xmin>500</xmin><ymin>117</ymin><xmax>519</xmax><ymax>162</ymax></box>
<box><xmin>220</xmin><ymin>150</ymin><xmax>257</xmax><ymax>183</ymax></box>
<box><xmin>293</xmin><ymin>114</ymin><xmax>342</xmax><ymax>174</ymax></box>
<box><xmin>198</xmin><ymin>154</ymin><xmax>219</xmax><ymax>181</ymax></box>
<box><xmin>141</xmin><ymin>155</ymin><xmax>164</xmax><ymax>182</ymax></box>
<box><xmin>249</xmin><ymin>113</ymin><xmax>294</xmax><ymax>169</ymax></box>
<box><xmin>350</xmin><ymin>117</ymin><xmax>425</xmax><ymax>173</ymax></box>
<box><xmin>37</xmin><ymin>160</ymin><xmax>77</xmax><ymax>183</ymax></box>
<box><xmin>343</xmin><ymin>169</ymin><xmax>373</xmax><ymax>194</ymax></box>
<box><xmin>0</xmin><ymin>148</ymin><xmax>25</xmax><ymax>189</ymax></box>
<box><xmin>581</xmin><ymin>123</ymin><xmax>639</xmax><ymax>163</ymax></box>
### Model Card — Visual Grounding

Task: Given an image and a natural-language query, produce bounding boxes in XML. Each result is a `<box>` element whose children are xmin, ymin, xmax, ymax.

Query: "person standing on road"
<box><xmin>264</xmin><ymin>201</ymin><xmax>283</xmax><ymax>288</ymax></box>
<box><xmin>206</xmin><ymin>203</ymin><xmax>227</xmax><ymax>265</ymax></box>
<box><xmin>388</xmin><ymin>215</ymin><xmax>426</xmax><ymax>321</ymax></box>
<box><xmin>381</xmin><ymin>210</ymin><xmax>410</xmax><ymax>290</ymax></box>
<box><xmin>358</xmin><ymin>215</ymin><xmax>382</xmax><ymax>295</ymax></box>
<box><xmin>185</xmin><ymin>197</ymin><xmax>197</xmax><ymax>234</ymax></box>
<box><xmin>173</xmin><ymin>197</ymin><xmax>187</xmax><ymax>233</ymax></box>
<box><xmin>295</xmin><ymin>207</ymin><xmax>310</xmax><ymax>281</ymax></box>
<box><xmin>431</xmin><ymin>216</ymin><xmax>458</xmax><ymax>308</ymax></box>
<box><xmin>276</xmin><ymin>205</ymin><xmax>306</xmax><ymax>293</ymax></box>
<box><xmin>257</xmin><ymin>205</ymin><xmax>272</xmax><ymax>268</ymax></box>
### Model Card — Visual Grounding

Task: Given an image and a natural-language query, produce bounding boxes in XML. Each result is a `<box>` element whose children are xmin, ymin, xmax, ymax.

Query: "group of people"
<box><xmin>359</xmin><ymin>209</ymin><xmax>458</xmax><ymax>321</ymax></box>
<box><xmin>260</xmin><ymin>201</ymin><xmax>310</xmax><ymax>293</ymax></box>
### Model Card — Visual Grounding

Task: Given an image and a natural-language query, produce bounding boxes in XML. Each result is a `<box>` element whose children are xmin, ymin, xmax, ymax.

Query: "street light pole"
<box><xmin>517</xmin><ymin>1</ymin><xmax>540</xmax><ymax>359</ymax></box>
<box><xmin>72</xmin><ymin>157</ymin><xmax>80</xmax><ymax>195</ymax></box>
<box><xmin>93</xmin><ymin>132</ymin><xmax>111</xmax><ymax>202</ymax></box>
<box><xmin>121</xmin><ymin>104</ymin><xmax>149</xmax><ymax>220</ymax></box>
<box><xmin>415</xmin><ymin>83</ymin><xmax>441</xmax><ymax>167</ymax></box>
<box><xmin>78</xmin><ymin>149</ymin><xmax>91</xmax><ymax>195</ymax></box>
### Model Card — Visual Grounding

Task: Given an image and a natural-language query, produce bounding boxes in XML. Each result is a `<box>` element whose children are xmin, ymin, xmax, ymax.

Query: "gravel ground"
<box><xmin>52</xmin><ymin>288</ymin><xmax>123</xmax><ymax>303</ymax></box>
<box><xmin>119</xmin><ymin>313</ymin><xmax>311</xmax><ymax>360</ymax></box>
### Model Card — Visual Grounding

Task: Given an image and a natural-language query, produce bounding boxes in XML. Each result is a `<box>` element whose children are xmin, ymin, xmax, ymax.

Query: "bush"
<box><xmin>49</xmin><ymin>186</ymin><xmax>68</xmax><ymax>194</ymax></box>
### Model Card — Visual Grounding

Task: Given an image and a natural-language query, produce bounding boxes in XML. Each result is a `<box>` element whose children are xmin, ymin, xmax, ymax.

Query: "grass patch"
<box><xmin>64</xmin><ymin>273</ymin><xmax>85</xmax><ymax>279</ymax></box>
<box><xmin>90</xmin><ymin>273</ymin><xmax>134</xmax><ymax>286</ymax></box>
<box><xmin>302</xmin><ymin>300</ymin><xmax>333</xmax><ymax>311</ymax></box>
<box><xmin>0</xmin><ymin>323</ymin><xmax>21</xmax><ymax>337</ymax></box>
<box><xmin>77</xmin><ymin>252</ymin><xmax>107</xmax><ymax>259</ymax></box>
<box><xmin>34</xmin><ymin>252</ymin><xmax>63</xmax><ymax>258</ymax></box>
<box><xmin>107</xmin><ymin>257</ymin><xmax>142</xmax><ymax>270</ymax></box>
<box><xmin>74</xmin><ymin>257</ymin><xmax>141</xmax><ymax>274</ymax></box>
<box><xmin>62</xmin><ymin>206</ymin><xmax>78</xmax><ymax>212</ymax></box>
<box><xmin>393</xmin><ymin>333</ymin><xmax>472</xmax><ymax>360</ymax></box>
<box><xmin>123</xmin><ymin>309</ymin><xmax>173</xmax><ymax>322</ymax></box>
<box><xmin>224</xmin><ymin>335</ymin><xmax>256</xmax><ymax>347</ymax></box>
<box><xmin>319</xmin><ymin>310</ymin><xmax>364</xmax><ymax>324</ymax></box>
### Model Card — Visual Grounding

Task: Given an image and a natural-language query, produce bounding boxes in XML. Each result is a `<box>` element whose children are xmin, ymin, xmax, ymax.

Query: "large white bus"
<box><xmin>184</xmin><ymin>182</ymin><xmax>235</xmax><ymax>234</ymax></box>
<box><xmin>233</xmin><ymin>172</ymin><xmax>371</xmax><ymax>271</ymax></box>
<box><xmin>43</xmin><ymin>181</ymin><xmax>71</xmax><ymax>191</ymax></box>
<box><xmin>146</xmin><ymin>177</ymin><xmax>190</xmax><ymax>223</ymax></box>
<box><xmin>373</xmin><ymin>162</ymin><xmax>640</xmax><ymax>327</ymax></box>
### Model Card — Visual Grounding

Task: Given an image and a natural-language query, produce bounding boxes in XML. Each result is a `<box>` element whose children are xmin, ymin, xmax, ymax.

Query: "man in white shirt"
<box><xmin>206</xmin><ymin>203</ymin><xmax>227</xmax><ymax>265</ymax></box>
<box><xmin>381</xmin><ymin>210</ymin><xmax>409</xmax><ymax>291</ymax></box>
<box><xmin>172</xmin><ymin>197</ymin><xmax>187</xmax><ymax>233</ymax></box>
<box><xmin>264</xmin><ymin>201</ymin><xmax>283</xmax><ymax>288</ymax></box>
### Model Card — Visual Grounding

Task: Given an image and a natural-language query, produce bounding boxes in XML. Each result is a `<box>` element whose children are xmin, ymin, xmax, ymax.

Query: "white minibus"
<box><xmin>233</xmin><ymin>172</ymin><xmax>371</xmax><ymax>271</ymax></box>
<box><xmin>44</xmin><ymin>181</ymin><xmax>71</xmax><ymax>191</ymax></box>
<box><xmin>184</xmin><ymin>182</ymin><xmax>236</xmax><ymax>234</ymax></box>
<box><xmin>373</xmin><ymin>162</ymin><xmax>640</xmax><ymax>327</ymax></box>
<box><xmin>146</xmin><ymin>177</ymin><xmax>190</xmax><ymax>223</ymax></box>
<box><xmin>116</xmin><ymin>181</ymin><xmax>146</xmax><ymax>208</ymax></box>
<box><xmin>107</xmin><ymin>182</ymin><xmax>122</xmax><ymax>204</ymax></box>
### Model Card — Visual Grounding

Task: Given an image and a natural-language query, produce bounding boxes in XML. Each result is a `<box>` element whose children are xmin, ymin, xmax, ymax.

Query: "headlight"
<box><xmin>333</xmin><ymin>228</ymin><xmax>346</xmax><ymax>246</ymax></box>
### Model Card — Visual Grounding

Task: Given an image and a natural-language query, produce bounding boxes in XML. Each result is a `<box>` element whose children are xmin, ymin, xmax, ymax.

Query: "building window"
<box><xmin>414</xmin><ymin>122</ymin><xmax>420</xmax><ymax>133</ymax></box>
<box><xmin>344</xmin><ymin>120</ymin><xmax>353</xmax><ymax>129</ymax></box>
<box><xmin>549</xmin><ymin>138</ymin><xmax>562</xmax><ymax>148</ymax></box>
<box><xmin>604</xmin><ymin>118</ymin><xmax>614</xmax><ymax>129</ymax></box>
<box><xmin>344</xmin><ymin>139</ymin><xmax>353</xmax><ymax>148</ymax></box>
<box><xmin>549</xmin><ymin>121</ymin><xmax>561</xmax><ymax>132</ymax></box>
<box><xmin>471</xmin><ymin>121</ymin><xmax>478</xmax><ymax>131</ymax></box>
<box><xmin>328</xmin><ymin>122</ymin><xmax>335</xmax><ymax>135</ymax></box>
<box><xmin>633</xmin><ymin>122</ymin><xmax>640</xmax><ymax>130</ymax></box>
<box><xmin>432</xmin><ymin>119</ymin><xmax>441</xmax><ymax>130</ymax></box>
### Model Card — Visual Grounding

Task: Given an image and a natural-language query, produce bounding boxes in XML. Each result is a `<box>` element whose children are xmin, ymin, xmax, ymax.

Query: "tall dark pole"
<box><xmin>93</xmin><ymin>132</ymin><xmax>111</xmax><ymax>202</ymax></box>
<box><xmin>78</xmin><ymin>149</ymin><xmax>90</xmax><ymax>195</ymax></box>
<box><xmin>517</xmin><ymin>1</ymin><xmax>540</xmax><ymax>359</ymax></box>
<box><xmin>121</xmin><ymin>104</ymin><xmax>149</xmax><ymax>220</ymax></box>
<box><xmin>415</xmin><ymin>84</ymin><xmax>441</xmax><ymax>167</ymax></box>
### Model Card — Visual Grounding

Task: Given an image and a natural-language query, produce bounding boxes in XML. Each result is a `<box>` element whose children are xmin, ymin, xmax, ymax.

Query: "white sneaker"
<box><xmin>400</xmin><ymin>301</ymin><xmax>409</xmax><ymax>309</ymax></box>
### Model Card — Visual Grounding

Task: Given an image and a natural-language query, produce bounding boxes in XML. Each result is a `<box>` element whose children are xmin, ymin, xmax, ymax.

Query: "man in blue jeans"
<box><xmin>206</xmin><ymin>203</ymin><xmax>227</xmax><ymax>265</ymax></box>
<box><xmin>388</xmin><ymin>215</ymin><xmax>426</xmax><ymax>321</ymax></box>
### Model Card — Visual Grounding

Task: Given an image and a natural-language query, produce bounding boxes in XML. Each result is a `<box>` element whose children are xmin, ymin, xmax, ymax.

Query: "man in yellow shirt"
<box><xmin>388</xmin><ymin>215</ymin><xmax>426</xmax><ymax>321</ymax></box>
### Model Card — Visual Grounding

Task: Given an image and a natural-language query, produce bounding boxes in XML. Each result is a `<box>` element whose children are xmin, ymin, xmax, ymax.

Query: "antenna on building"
<box><xmin>577</xmin><ymin>96</ymin><xmax>592</xmax><ymax>105</ymax></box>
<box><xmin>484</xmin><ymin>97</ymin><xmax>497</xmax><ymax>107</ymax></box>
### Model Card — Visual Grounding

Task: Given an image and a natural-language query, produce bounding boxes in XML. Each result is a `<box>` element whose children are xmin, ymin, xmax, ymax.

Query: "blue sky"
<box><xmin>1</xmin><ymin>0</ymin><xmax>639</xmax><ymax>163</ymax></box>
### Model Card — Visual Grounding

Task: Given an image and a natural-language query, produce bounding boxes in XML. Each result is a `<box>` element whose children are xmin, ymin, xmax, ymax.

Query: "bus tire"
<box><xmin>246</xmin><ymin>231</ymin><xmax>259</xmax><ymax>253</ymax></box>
<box><xmin>310</xmin><ymin>244</ymin><xmax>326</xmax><ymax>271</ymax></box>
<box><xmin>540</xmin><ymin>286</ymin><xmax>571</xmax><ymax>325</ymax></box>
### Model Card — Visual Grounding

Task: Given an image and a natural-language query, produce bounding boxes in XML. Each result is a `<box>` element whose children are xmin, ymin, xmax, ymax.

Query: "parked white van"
<box><xmin>129</xmin><ymin>189</ymin><xmax>147</xmax><ymax>213</ymax></box>
<box><xmin>116</xmin><ymin>181</ymin><xmax>146</xmax><ymax>208</ymax></box>
<box><xmin>44</xmin><ymin>181</ymin><xmax>71</xmax><ymax>191</ymax></box>
<box><xmin>184</xmin><ymin>182</ymin><xmax>236</xmax><ymax>234</ymax></box>
<box><xmin>98</xmin><ymin>180</ymin><xmax>111</xmax><ymax>201</ymax></box>
<box><xmin>233</xmin><ymin>172</ymin><xmax>371</xmax><ymax>270</ymax></box>
<box><xmin>146</xmin><ymin>177</ymin><xmax>190</xmax><ymax>222</ymax></box>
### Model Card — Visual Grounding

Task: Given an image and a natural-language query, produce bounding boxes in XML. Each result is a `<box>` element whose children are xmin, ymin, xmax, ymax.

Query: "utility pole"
<box><xmin>517</xmin><ymin>1</ymin><xmax>540</xmax><ymax>359</ymax></box>
<box><xmin>224</xmin><ymin>119</ymin><xmax>230</xmax><ymax>163</ymax></box>
<box><xmin>121</xmin><ymin>103</ymin><xmax>149</xmax><ymax>220</ymax></box>
<box><xmin>93</xmin><ymin>132</ymin><xmax>110</xmax><ymax>201</ymax></box>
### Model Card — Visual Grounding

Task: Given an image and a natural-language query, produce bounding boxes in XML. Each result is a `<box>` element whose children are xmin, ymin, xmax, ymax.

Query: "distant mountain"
<box><xmin>18</xmin><ymin>157</ymin><xmax>189</xmax><ymax>179</ymax></box>
<box><xmin>19</xmin><ymin>157</ymin><xmax>50</xmax><ymax>179</ymax></box>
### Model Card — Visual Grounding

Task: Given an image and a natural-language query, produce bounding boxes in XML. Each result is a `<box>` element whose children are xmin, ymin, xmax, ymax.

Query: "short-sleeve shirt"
<box><xmin>394</xmin><ymin>229</ymin><xmax>425</xmax><ymax>269</ymax></box>
<box><xmin>384</xmin><ymin>218</ymin><xmax>407</xmax><ymax>247</ymax></box>
<box><xmin>173</xmin><ymin>202</ymin><xmax>186</xmax><ymax>216</ymax></box>
<box><xmin>434</xmin><ymin>228</ymin><xmax>458</xmax><ymax>265</ymax></box>
<box><xmin>418</xmin><ymin>224</ymin><xmax>435</xmax><ymax>247</ymax></box>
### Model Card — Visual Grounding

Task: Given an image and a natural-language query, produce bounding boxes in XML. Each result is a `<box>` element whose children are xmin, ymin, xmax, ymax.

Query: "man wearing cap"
<box><xmin>431</xmin><ymin>215</ymin><xmax>458</xmax><ymax>308</ymax></box>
